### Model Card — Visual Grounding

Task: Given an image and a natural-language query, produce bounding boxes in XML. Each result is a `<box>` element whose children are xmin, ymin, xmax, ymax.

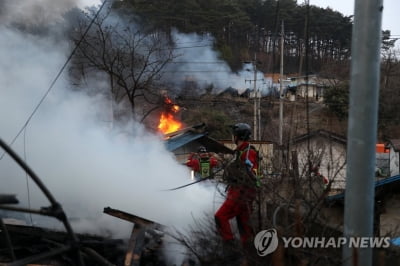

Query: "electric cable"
<box><xmin>0</xmin><ymin>0</ymin><xmax>108</xmax><ymax>160</ymax></box>
<box><xmin>23</xmin><ymin>128</ymin><xmax>34</xmax><ymax>225</ymax></box>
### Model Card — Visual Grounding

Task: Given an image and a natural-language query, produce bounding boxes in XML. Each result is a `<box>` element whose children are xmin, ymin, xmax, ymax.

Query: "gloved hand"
<box><xmin>245</xmin><ymin>159</ymin><xmax>253</xmax><ymax>168</ymax></box>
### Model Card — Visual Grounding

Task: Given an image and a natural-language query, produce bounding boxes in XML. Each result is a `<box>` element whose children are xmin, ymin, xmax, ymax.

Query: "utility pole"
<box><xmin>342</xmin><ymin>0</ymin><xmax>383</xmax><ymax>265</ymax></box>
<box><xmin>253</xmin><ymin>53</ymin><xmax>258</xmax><ymax>140</ymax></box>
<box><xmin>279</xmin><ymin>20</ymin><xmax>284</xmax><ymax>146</ymax></box>
<box><xmin>246</xmin><ymin>54</ymin><xmax>263</xmax><ymax>141</ymax></box>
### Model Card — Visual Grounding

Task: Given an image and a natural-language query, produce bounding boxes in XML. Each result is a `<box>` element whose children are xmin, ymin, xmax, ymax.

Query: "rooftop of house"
<box><xmin>291</xmin><ymin>129</ymin><xmax>347</xmax><ymax>145</ymax></box>
<box><xmin>325</xmin><ymin>174</ymin><xmax>400</xmax><ymax>204</ymax></box>
<box><xmin>164</xmin><ymin>123</ymin><xmax>233</xmax><ymax>154</ymax></box>
<box><xmin>387</xmin><ymin>139</ymin><xmax>400</xmax><ymax>152</ymax></box>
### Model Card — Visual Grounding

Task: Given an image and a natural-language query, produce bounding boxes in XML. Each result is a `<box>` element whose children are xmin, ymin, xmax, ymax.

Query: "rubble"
<box><xmin>0</xmin><ymin>138</ymin><xmax>169</xmax><ymax>266</ymax></box>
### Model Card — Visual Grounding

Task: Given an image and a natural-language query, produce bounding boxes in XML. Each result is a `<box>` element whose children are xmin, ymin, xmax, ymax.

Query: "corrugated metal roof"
<box><xmin>165</xmin><ymin>131</ymin><xmax>204</xmax><ymax>151</ymax></box>
<box><xmin>325</xmin><ymin>174</ymin><xmax>400</xmax><ymax>203</ymax></box>
<box><xmin>292</xmin><ymin>129</ymin><xmax>347</xmax><ymax>145</ymax></box>
<box><xmin>165</xmin><ymin>130</ymin><xmax>234</xmax><ymax>154</ymax></box>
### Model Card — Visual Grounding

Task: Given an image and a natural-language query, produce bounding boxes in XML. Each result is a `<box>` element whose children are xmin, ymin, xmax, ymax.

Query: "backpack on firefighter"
<box><xmin>222</xmin><ymin>144</ymin><xmax>261</xmax><ymax>187</ymax></box>
<box><xmin>199</xmin><ymin>156</ymin><xmax>212</xmax><ymax>178</ymax></box>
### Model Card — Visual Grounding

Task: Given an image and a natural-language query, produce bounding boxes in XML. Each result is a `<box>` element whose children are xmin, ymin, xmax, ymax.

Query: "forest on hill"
<box><xmin>67</xmin><ymin>0</ymin><xmax>399</xmax><ymax>141</ymax></box>
<box><xmin>114</xmin><ymin>0</ymin><xmax>354</xmax><ymax>74</ymax></box>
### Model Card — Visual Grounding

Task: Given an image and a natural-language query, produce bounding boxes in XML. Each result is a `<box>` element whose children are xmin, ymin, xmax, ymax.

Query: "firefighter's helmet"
<box><xmin>231</xmin><ymin>123</ymin><xmax>252</xmax><ymax>140</ymax></box>
<box><xmin>198</xmin><ymin>146</ymin><xmax>207</xmax><ymax>153</ymax></box>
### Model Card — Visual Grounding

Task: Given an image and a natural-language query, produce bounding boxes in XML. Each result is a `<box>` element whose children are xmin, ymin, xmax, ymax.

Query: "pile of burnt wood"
<box><xmin>0</xmin><ymin>139</ymin><xmax>169</xmax><ymax>266</ymax></box>
<box><xmin>0</xmin><ymin>203</ymin><xmax>168</xmax><ymax>266</ymax></box>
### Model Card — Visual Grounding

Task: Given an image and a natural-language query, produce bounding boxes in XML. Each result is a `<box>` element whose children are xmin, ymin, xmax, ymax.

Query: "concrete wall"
<box><xmin>389</xmin><ymin>147</ymin><xmax>400</xmax><ymax>176</ymax></box>
<box><xmin>291</xmin><ymin>136</ymin><xmax>347</xmax><ymax>190</ymax></box>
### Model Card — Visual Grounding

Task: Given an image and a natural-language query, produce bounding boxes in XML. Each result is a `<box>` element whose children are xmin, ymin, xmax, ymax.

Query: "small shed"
<box><xmin>164</xmin><ymin>124</ymin><xmax>233</xmax><ymax>164</ymax></box>
<box><xmin>290</xmin><ymin>129</ymin><xmax>347</xmax><ymax>190</ymax></box>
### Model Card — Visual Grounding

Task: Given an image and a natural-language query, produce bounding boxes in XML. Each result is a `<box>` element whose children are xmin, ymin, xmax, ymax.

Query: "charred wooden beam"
<box><xmin>0</xmin><ymin>195</ymin><xmax>18</xmax><ymax>205</ymax></box>
<box><xmin>103</xmin><ymin>207</ymin><xmax>165</xmax><ymax>266</ymax></box>
<box><xmin>81</xmin><ymin>247</ymin><xmax>116</xmax><ymax>266</ymax></box>
<box><xmin>103</xmin><ymin>207</ymin><xmax>161</xmax><ymax>228</ymax></box>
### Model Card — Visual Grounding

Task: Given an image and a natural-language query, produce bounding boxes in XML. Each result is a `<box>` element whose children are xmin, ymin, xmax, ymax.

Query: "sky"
<box><xmin>310</xmin><ymin>0</ymin><xmax>400</xmax><ymax>39</ymax></box>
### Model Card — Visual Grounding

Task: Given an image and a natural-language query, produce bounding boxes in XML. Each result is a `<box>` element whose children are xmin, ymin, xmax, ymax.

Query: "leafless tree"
<box><xmin>170</xmin><ymin>137</ymin><xmax>348</xmax><ymax>265</ymax></box>
<box><xmin>70</xmin><ymin>7</ymin><xmax>177</xmax><ymax>124</ymax></box>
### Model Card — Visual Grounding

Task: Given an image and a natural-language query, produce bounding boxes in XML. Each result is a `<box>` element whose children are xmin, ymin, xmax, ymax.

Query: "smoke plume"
<box><xmin>165</xmin><ymin>29</ymin><xmax>271</xmax><ymax>95</ymax></box>
<box><xmin>0</xmin><ymin>3</ymin><xmax>223</xmax><ymax>239</ymax></box>
<box><xmin>0</xmin><ymin>0</ymin><xmax>101</xmax><ymax>26</ymax></box>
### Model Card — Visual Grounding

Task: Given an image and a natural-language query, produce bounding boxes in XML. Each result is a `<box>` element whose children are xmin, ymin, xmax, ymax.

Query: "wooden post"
<box><xmin>103</xmin><ymin>207</ymin><xmax>164</xmax><ymax>266</ymax></box>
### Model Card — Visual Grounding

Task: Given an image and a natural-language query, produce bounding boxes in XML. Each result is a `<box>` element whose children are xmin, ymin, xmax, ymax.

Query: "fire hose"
<box><xmin>163</xmin><ymin>162</ymin><xmax>258</xmax><ymax>191</ymax></box>
<box><xmin>162</xmin><ymin>168</ymin><xmax>224</xmax><ymax>191</ymax></box>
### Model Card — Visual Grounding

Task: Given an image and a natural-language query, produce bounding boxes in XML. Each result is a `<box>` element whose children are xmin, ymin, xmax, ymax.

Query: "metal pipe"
<box><xmin>342</xmin><ymin>0</ymin><xmax>383</xmax><ymax>265</ymax></box>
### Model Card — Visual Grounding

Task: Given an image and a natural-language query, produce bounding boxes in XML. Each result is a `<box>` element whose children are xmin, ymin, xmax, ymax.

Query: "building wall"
<box><xmin>291</xmin><ymin>136</ymin><xmax>347</xmax><ymax>190</ymax></box>
<box><xmin>298</xmin><ymin>84</ymin><xmax>317</xmax><ymax>98</ymax></box>
<box><xmin>389</xmin><ymin>147</ymin><xmax>400</xmax><ymax>176</ymax></box>
<box><xmin>173</xmin><ymin>145</ymin><xmax>195</xmax><ymax>165</ymax></box>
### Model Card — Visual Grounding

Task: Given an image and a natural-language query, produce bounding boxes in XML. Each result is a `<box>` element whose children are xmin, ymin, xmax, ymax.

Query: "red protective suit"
<box><xmin>186</xmin><ymin>152</ymin><xmax>219</xmax><ymax>178</ymax></box>
<box><xmin>214</xmin><ymin>141</ymin><xmax>258</xmax><ymax>244</ymax></box>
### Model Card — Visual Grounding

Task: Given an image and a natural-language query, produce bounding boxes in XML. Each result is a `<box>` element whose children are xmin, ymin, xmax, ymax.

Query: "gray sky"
<box><xmin>310</xmin><ymin>0</ymin><xmax>399</xmax><ymax>37</ymax></box>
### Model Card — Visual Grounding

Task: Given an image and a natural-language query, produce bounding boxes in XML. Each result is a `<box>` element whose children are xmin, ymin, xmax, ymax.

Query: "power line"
<box><xmin>23</xmin><ymin>128</ymin><xmax>34</xmax><ymax>225</ymax></box>
<box><xmin>167</xmin><ymin>61</ymin><xmax>227</xmax><ymax>64</ymax></box>
<box><xmin>0</xmin><ymin>0</ymin><xmax>108</xmax><ymax>160</ymax></box>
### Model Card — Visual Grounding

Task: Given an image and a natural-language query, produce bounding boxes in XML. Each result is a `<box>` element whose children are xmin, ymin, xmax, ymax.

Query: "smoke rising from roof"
<box><xmin>166</xmin><ymin>30</ymin><xmax>271</xmax><ymax>95</ymax></box>
<box><xmin>0</xmin><ymin>7</ymin><xmax>222</xmax><ymax>238</ymax></box>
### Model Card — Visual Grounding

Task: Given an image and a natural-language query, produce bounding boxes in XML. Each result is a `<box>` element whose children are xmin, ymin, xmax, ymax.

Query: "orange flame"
<box><xmin>158</xmin><ymin>96</ymin><xmax>182</xmax><ymax>134</ymax></box>
<box><xmin>158</xmin><ymin>113</ymin><xmax>182</xmax><ymax>134</ymax></box>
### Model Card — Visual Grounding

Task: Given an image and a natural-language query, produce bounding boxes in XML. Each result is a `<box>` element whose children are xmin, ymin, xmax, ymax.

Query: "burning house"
<box><xmin>157</xmin><ymin>94</ymin><xmax>183</xmax><ymax>135</ymax></box>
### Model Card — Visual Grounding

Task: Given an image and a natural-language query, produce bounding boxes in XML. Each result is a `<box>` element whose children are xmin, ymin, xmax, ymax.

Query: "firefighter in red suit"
<box><xmin>186</xmin><ymin>146</ymin><xmax>219</xmax><ymax>180</ymax></box>
<box><xmin>214</xmin><ymin>123</ymin><xmax>258</xmax><ymax>259</ymax></box>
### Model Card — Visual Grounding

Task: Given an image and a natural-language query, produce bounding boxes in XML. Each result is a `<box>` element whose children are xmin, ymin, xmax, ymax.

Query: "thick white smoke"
<box><xmin>0</xmin><ymin>0</ymin><xmax>102</xmax><ymax>26</ymax></box>
<box><xmin>167</xmin><ymin>29</ymin><xmax>271</xmax><ymax>95</ymax></box>
<box><xmin>0</xmin><ymin>9</ymin><xmax>223</xmax><ymax>239</ymax></box>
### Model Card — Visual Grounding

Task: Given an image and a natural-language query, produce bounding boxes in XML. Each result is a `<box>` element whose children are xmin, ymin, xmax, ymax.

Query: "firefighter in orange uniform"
<box><xmin>186</xmin><ymin>146</ymin><xmax>219</xmax><ymax>180</ymax></box>
<box><xmin>214</xmin><ymin>123</ymin><xmax>259</xmax><ymax>261</ymax></box>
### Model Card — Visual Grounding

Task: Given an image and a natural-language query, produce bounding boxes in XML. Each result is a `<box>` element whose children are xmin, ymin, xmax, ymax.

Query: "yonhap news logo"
<box><xmin>254</xmin><ymin>228</ymin><xmax>391</xmax><ymax>256</ymax></box>
<box><xmin>254</xmin><ymin>228</ymin><xmax>279</xmax><ymax>256</ymax></box>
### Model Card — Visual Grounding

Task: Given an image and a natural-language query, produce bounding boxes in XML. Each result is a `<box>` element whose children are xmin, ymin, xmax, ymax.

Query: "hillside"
<box><xmin>176</xmin><ymin>93</ymin><xmax>347</xmax><ymax>142</ymax></box>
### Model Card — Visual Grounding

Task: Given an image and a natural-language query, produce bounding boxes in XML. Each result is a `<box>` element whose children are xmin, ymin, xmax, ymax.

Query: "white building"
<box><xmin>387</xmin><ymin>139</ymin><xmax>400</xmax><ymax>176</ymax></box>
<box><xmin>290</xmin><ymin>130</ymin><xmax>347</xmax><ymax>190</ymax></box>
